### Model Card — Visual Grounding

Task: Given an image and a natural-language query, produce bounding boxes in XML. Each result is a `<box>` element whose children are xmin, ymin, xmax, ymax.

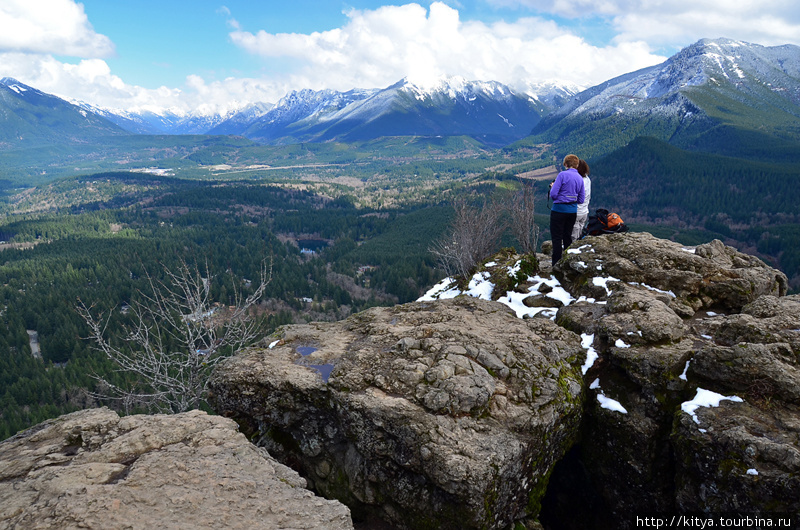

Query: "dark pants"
<box><xmin>550</xmin><ymin>210</ymin><xmax>577</xmax><ymax>266</ymax></box>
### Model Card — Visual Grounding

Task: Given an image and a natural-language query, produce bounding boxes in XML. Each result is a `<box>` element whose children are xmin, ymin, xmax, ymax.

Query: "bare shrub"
<box><xmin>430</xmin><ymin>196</ymin><xmax>507</xmax><ymax>283</ymax></box>
<box><xmin>509</xmin><ymin>178</ymin><xmax>539</xmax><ymax>255</ymax></box>
<box><xmin>77</xmin><ymin>259</ymin><xmax>271</xmax><ymax>414</ymax></box>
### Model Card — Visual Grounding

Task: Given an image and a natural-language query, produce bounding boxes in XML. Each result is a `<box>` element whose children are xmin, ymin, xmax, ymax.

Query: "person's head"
<box><xmin>562</xmin><ymin>154</ymin><xmax>580</xmax><ymax>169</ymax></box>
<box><xmin>577</xmin><ymin>159</ymin><xmax>590</xmax><ymax>177</ymax></box>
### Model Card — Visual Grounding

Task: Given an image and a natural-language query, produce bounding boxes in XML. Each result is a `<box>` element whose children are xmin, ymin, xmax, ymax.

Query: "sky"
<box><xmin>1</xmin><ymin>0</ymin><xmax>800</xmax><ymax>115</ymax></box>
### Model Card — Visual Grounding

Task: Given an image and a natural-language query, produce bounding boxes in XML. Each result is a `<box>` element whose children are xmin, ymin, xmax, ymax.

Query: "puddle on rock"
<box><xmin>307</xmin><ymin>363</ymin><xmax>335</xmax><ymax>382</ymax></box>
<box><xmin>294</xmin><ymin>346</ymin><xmax>334</xmax><ymax>382</ymax></box>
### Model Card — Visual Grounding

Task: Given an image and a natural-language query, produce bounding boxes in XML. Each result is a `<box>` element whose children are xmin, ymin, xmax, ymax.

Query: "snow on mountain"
<box><xmin>1</xmin><ymin>78</ymin><xmax>29</xmax><ymax>96</ymax></box>
<box><xmin>0</xmin><ymin>77</ymin><xmax>128</xmax><ymax>144</ymax></box>
<box><xmin>74</xmin><ymin>101</ymin><xmax>250</xmax><ymax>136</ymax></box>
<box><xmin>207</xmin><ymin>102</ymin><xmax>274</xmax><ymax>135</ymax></box>
<box><xmin>234</xmin><ymin>76</ymin><xmax>560</xmax><ymax>145</ymax></box>
<box><xmin>539</xmin><ymin>38</ymin><xmax>800</xmax><ymax>126</ymax></box>
<box><xmin>399</xmin><ymin>76</ymin><xmax>512</xmax><ymax>102</ymax></box>
<box><xmin>16</xmin><ymin>37</ymin><xmax>798</xmax><ymax>151</ymax></box>
<box><xmin>68</xmin><ymin>75</ymin><xmax>571</xmax><ymax>145</ymax></box>
<box><xmin>530</xmin><ymin>38</ymin><xmax>800</xmax><ymax>156</ymax></box>
<box><xmin>71</xmin><ymin>102</ymin><xmax>163</xmax><ymax>135</ymax></box>
<box><xmin>228</xmin><ymin>87</ymin><xmax>377</xmax><ymax>142</ymax></box>
<box><xmin>523</xmin><ymin>80</ymin><xmax>584</xmax><ymax>108</ymax></box>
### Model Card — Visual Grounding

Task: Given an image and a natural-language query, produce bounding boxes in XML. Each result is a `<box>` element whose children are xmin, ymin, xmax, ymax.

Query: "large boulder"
<box><xmin>547</xmin><ymin>234</ymin><xmax>799</xmax><ymax>525</ymax></box>
<box><xmin>671</xmin><ymin>295</ymin><xmax>800</xmax><ymax>514</ymax></box>
<box><xmin>0</xmin><ymin>408</ymin><xmax>353</xmax><ymax>530</ymax></box>
<box><xmin>209</xmin><ymin>296</ymin><xmax>585</xmax><ymax>530</ymax></box>
<box><xmin>556</xmin><ymin>233</ymin><xmax>788</xmax><ymax>314</ymax></box>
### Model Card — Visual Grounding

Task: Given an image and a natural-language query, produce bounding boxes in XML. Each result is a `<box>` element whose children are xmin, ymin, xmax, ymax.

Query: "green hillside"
<box><xmin>590</xmin><ymin>136</ymin><xmax>800</xmax><ymax>289</ymax></box>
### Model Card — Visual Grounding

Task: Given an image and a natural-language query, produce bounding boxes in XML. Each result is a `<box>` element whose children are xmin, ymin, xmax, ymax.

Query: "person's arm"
<box><xmin>584</xmin><ymin>178</ymin><xmax>591</xmax><ymax>206</ymax></box>
<box><xmin>549</xmin><ymin>174</ymin><xmax>563</xmax><ymax>201</ymax></box>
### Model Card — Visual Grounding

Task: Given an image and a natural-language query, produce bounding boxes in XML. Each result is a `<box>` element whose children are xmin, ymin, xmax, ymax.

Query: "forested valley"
<box><xmin>0</xmin><ymin>173</ymin><xmax>452</xmax><ymax>439</ymax></box>
<box><xmin>2</xmin><ymin>130</ymin><xmax>799</xmax><ymax>440</ymax></box>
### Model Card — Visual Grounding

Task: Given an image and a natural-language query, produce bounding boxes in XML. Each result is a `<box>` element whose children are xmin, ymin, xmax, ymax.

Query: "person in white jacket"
<box><xmin>572</xmin><ymin>159</ymin><xmax>592</xmax><ymax>241</ymax></box>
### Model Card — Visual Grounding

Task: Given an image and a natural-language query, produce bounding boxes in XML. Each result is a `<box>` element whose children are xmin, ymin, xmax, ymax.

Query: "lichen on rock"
<box><xmin>209</xmin><ymin>296</ymin><xmax>584</xmax><ymax>530</ymax></box>
<box><xmin>546</xmin><ymin>233</ymin><xmax>799</xmax><ymax>523</ymax></box>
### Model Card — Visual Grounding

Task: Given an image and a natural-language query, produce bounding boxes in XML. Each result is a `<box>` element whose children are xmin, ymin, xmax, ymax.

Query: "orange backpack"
<box><xmin>583</xmin><ymin>209</ymin><xmax>629</xmax><ymax>237</ymax></box>
<box><xmin>606</xmin><ymin>212</ymin><xmax>624</xmax><ymax>229</ymax></box>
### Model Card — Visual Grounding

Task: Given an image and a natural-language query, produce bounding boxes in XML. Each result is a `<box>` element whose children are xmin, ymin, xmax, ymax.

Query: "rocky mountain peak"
<box><xmin>0</xmin><ymin>77</ymin><xmax>23</xmax><ymax>87</ymax></box>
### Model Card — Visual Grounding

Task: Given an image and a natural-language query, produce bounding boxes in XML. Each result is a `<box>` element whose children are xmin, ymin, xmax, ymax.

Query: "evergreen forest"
<box><xmin>0</xmin><ymin>173</ymin><xmax>451</xmax><ymax>439</ymax></box>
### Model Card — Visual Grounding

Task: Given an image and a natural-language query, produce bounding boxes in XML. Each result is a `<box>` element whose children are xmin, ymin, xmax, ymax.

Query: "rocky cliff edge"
<box><xmin>0</xmin><ymin>407</ymin><xmax>352</xmax><ymax>530</ymax></box>
<box><xmin>3</xmin><ymin>232</ymin><xmax>797</xmax><ymax>530</ymax></box>
<box><xmin>210</xmin><ymin>232</ymin><xmax>796</xmax><ymax>529</ymax></box>
<box><xmin>209</xmin><ymin>296</ymin><xmax>584</xmax><ymax>529</ymax></box>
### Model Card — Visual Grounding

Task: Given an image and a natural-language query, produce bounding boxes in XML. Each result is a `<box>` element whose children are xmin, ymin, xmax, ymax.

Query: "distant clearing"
<box><xmin>517</xmin><ymin>166</ymin><xmax>558</xmax><ymax>181</ymax></box>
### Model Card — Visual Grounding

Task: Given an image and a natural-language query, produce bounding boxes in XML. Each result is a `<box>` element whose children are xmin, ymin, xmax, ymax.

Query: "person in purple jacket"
<box><xmin>549</xmin><ymin>154</ymin><xmax>585</xmax><ymax>266</ymax></box>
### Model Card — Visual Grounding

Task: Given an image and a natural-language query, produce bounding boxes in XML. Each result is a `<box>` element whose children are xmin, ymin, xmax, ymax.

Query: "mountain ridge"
<box><xmin>0</xmin><ymin>77</ymin><xmax>129</xmax><ymax>147</ymax></box>
<box><xmin>1</xmin><ymin>38</ymin><xmax>799</xmax><ymax>156</ymax></box>
<box><xmin>0</xmin><ymin>74</ymin><xmax>576</xmax><ymax>148</ymax></box>
<box><xmin>171</xmin><ymin>76</ymin><xmax>573</xmax><ymax>146</ymax></box>
<box><xmin>527</xmin><ymin>38</ymin><xmax>800</xmax><ymax>159</ymax></box>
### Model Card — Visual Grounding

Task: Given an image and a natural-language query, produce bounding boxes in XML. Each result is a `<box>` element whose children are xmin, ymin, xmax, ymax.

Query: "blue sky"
<box><xmin>2</xmin><ymin>0</ymin><xmax>799</xmax><ymax>114</ymax></box>
<box><xmin>77</xmin><ymin>0</ymin><xmax>616</xmax><ymax>89</ymax></box>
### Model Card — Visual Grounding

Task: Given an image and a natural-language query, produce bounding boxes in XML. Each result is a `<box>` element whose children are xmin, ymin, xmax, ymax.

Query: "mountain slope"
<box><xmin>0</xmin><ymin>78</ymin><xmax>128</xmax><ymax>147</ymax></box>
<box><xmin>8</xmin><ymin>75</ymin><xmax>575</xmax><ymax>148</ymax></box>
<box><xmin>221</xmin><ymin>77</ymin><xmax>568</xmax><ymax>146</ymax></box>
<box><xmin>528</xmin><ymin>38</ymin><xmax>800</xmax><ymax>160</ymax></box>
<box><xmin>206</xmin><ymin>102</ymin><xmax>274</xmax><ymax>136</ymax></box>
<box><xmin>589</xmin><ymin>135</ymin><xmax>800</xmax><ymax>288</ymax></box>
<box><xmin>592</xmin><ymin>136</ymin><xmax>797</xmax><ymax>222</ymax></box>
<box><xmin>77</xmin><ymin>103</ymin><xmax>253</xmax><ymax>135</ymax></box>
<box><xmin>217</xmin><ymin>87</ymin><xmax>377</xmax><ymax>142</ymax></box>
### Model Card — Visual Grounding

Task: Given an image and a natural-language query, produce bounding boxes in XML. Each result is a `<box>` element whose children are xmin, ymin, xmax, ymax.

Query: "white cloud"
<box><xmin>0</xmin><ymin>0</ymin><xmax>292</xmax><ymax>112</ymax></box>
<box><xmin>0</xmin><ymin>0</ymin><xmax>114</xmax><ymax>57</ymax></box>
<box><xmin>487</xmin><ymin>0</ymin><xmax>800</xmax><ymax>48</ymax></box>
<box><xmin>229</xmin><ymin>2</ymin><xmax>665</xmax><ymax>92</ymax></box>
<box><xmin>613</xmin><ymin>6</ymin><xmax>800</xmax><ymax>48</ymax></box>
<box><xmin>0</xmin><ymin>53</ymin><xmax>173</xmax><ymax>108</ymax></box>
<box><xmin>4</xmin><ymin>0</ymin><xmax>799</xmax><ymax>114</ymax></box>
<box><xmin>0</xmin><ymin>52</ymin><xmax>288</xmax><ymax>115</ymax></box>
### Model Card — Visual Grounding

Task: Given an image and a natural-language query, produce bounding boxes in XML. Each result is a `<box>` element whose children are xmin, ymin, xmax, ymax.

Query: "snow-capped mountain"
<box><xmin>74</xmin><ymin>102</ymin><xmax>246</xmax><ymax>136</ymax></box>
<box><xmin>4</xmin><ymin>38</ymin><xmax>798</xmax><ymax>155</ymax></box>
<box><xmin>78</xmin><ymin>76</ymin><xmax>573</xmax><ymax>145</ymax></box>
<box><xmin>523</xmin><ymin>80</ymin><xmax>584</xmax><ymax>109</ymax></box>
<box><xmin>210</xmin><ymin>87</ymin><xmax>377</xmax><ymax>140</ymax></box>
<box><xmin>0</xmin><ymin>77</ymin><xmax>127</xmax><ymax>145</ymax></box>
<box><xmin>0</xmin><ymin>74</ymin><xmax>573</xmax><ymax>150</ymax></box>
<box><xmin>531</xmin><ymin>38</ymin><xmax>800</xmax><ymax>156</ymax></box>
<box><xmin>231</xmin><ymin>76</ymin><xmax>567</xmax><ymax>145</ymax></box>
<box><xmin>206</xmin><ymin>102</ymin><xmax>274</xmax><ymax>136</ymax></box>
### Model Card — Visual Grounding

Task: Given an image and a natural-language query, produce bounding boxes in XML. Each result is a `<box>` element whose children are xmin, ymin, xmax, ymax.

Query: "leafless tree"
<box><xmin>77</xmin><ymin>259</ymin><xmax>271</xmax><ymax>414</ymax></box>
<box><xmin>508</xmin><ymin>177</ymin><xmax>539</xmax><ymax>254</ymax></box>
<box><xmin>429</xmin><ymin>196</ymin><xmax>508</xmax><ymax>282</ymax></box>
